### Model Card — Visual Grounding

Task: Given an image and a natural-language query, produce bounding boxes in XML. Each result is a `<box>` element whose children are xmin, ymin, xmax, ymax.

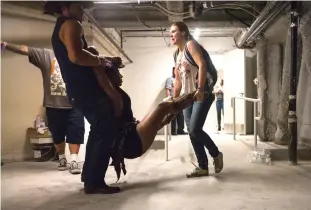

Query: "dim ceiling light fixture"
<box><xmin>193</xmin><ymin>28</ymin><xmax>201</xmax><ymax>41</ymax></box>
<box><xmin>94</xmin><ymin>0</ymin><xmax>140</xmax><ymax>3</ymax></box>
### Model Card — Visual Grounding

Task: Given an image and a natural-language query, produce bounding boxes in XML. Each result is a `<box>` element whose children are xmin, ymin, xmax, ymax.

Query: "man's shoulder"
<box><xmin>44</xmin><ymin>48</ymin><xmax>54</xmax><ymax>55</ymax></box>
<box><xmin>62</xmin><ymin>18</ymin><xmax>83</xmax><ymax>29</ymax></box>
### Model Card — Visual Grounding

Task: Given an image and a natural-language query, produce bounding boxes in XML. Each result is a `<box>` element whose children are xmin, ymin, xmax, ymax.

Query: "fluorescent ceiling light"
<box><xmin>193</xmin><ymin>28</ymin><xmax>201</xmax><ymax>41</ymax></box>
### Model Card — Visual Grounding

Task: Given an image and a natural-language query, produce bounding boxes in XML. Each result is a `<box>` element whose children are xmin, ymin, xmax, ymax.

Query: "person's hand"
<box><xmin>1</xmin><ymin>41</ymin><xmax>7</xmax><ymax>52</ymax></box>
<box><xmin>98</xmin><ymin>56</ymin><xmax>112</xmax><ymax>68</ymax></box>
<box><xmin>106</xmin><ymin>56</ymin><xmax>122</xmax><ymax>63</ymax></box>
<box><xmin>107</xmin><ymin>56</ymin><xmax>125</xmax><ymax>68</ymax></box>
<box><xmin>112</xmin><ymin>93</ymin><xmax>124</xmax><ymax>117</ymax></box>
<box><xmin>193</xmin><ymin>89</ymin><xmax>204</xmax><ymax>102</ymax></box>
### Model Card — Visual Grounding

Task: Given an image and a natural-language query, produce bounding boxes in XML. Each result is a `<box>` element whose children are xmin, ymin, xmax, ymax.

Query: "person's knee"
<box><xmin>189</xmin><ymin>126</ymin><xmax>203</xmax><ymax>139</ymax></box>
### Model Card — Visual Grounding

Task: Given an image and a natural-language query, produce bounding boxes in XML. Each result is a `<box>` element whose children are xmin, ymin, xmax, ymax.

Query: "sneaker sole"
<box><xmin>58</xmin><ymin>167</ymin><xmax>68</xmax><ymax>171</ymax></box>
<box><xmin>70</xmin><ymin>169</ymin><xmax>81</xmax><ymax>175</ymax></box>
<box><xmin>186</xmin><ymin>174</ymin><xmax>209</xmax><ymax>178</ymax></box>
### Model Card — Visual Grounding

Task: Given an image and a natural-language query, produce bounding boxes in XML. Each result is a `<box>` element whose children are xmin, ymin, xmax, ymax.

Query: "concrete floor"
<box><xmin>2</xmin><ymin>133</ymin><xmax>311</xmax><ymax>210</ymax></box>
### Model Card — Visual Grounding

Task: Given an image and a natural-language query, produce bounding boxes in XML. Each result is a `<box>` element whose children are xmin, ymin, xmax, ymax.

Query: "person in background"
<box><xmin>170</xmin><ymin>21</ymin><xmax>223</xmax><ymax>178</ymax></box>
<box><xmin>47</xmin><ymin>1</ymin><xmax>123</xmax><ymax>194</ymax></box>
<box><xmin>165</xmin><ymin>67</ymin><xmax>187</xmax><ymax>135</ymax></box>
<box><xmin>214</xmin><ymin>79</ymin><xmax>224</xmax><ymax>131</ymax></box>
<box><xmin>1</xmin><ymin>41</ymin><xmax>85</xmax><ymax>175</ymax></box>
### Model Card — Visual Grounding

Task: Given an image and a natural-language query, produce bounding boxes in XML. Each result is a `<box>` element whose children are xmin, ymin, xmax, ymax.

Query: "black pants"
<box><xmin>77</xmin><ymin>98</ymin><xmax>116</xmax><ymax>187</ymax></box>
<box><xmin>216</xmin><ymin>99</ymin><xmax>224</xmax><ymax>129</ymax></box>
<box><xmin>45</xmin><ymin>107</ymin><xmax>85</xmax><ymax>145</ymax></box>
<box><xmin>171</xmin><ymin>111</ymin><xmax>185</xmax><ymax>134</ymax></box>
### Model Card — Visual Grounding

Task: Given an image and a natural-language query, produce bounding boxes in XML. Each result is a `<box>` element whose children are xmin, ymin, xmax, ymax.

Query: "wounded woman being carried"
<box><xmin>88</xmin><ymin>46</ymin><xmax>196</xmax><ymax>182</ymax></box>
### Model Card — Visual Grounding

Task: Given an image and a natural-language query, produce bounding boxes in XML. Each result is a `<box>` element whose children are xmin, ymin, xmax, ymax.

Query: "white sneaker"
<box><xmin>57</xmin><ymin>158</ymin><xmax>67</xmax><ymax>171</ymax></box>
<box><xmin>69</xmin><ymin>161</ymin><xmax>81</xmax><ymax>175</ymax></box>
<box><xmin>163</xmin><ymin>96</ymin><xmax>173</xmax><ymax>102</ymax></box>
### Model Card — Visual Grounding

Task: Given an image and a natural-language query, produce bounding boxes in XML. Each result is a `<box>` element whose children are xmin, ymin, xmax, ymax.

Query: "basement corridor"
<box><xmin>2</xmin><ymin>134</ymin><xmax>311</xmax><ymax>210</ymax></box>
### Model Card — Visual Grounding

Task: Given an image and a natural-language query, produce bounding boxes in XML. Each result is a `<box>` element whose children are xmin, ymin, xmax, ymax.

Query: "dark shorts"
<box><xmin>123</xmin><ymin>123</ymin><xmax>143</xmax><ymax>159</ymax></box>
<box><xmin>46</xmin><ymin>107</ymin><xmax>85</xmax><ymax>145</ymax></box>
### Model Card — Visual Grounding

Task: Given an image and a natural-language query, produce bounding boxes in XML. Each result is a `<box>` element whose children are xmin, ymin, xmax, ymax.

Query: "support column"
<box><xmin>288</xmin><ymin>2</ymin><xmax>299</xmax><ymax>165</ymax></box>
<box><xmin>256</xmin><ymin>36</ymin><xmax>267</xmax><ymax>141</ymax></box>
<box><xmin>298</xmin><ymin>4</ymin><xmax>311</xmax><ymax>147</ymax></box>
<box><xmin>266</xmin><ymin>44</ymin><xmax>282</xmax><ymax>141</ymax></box>
<box><xmin>275</xmin><ymin>26</ymin><xmax>292</xmax><ymax>145</ymax></box>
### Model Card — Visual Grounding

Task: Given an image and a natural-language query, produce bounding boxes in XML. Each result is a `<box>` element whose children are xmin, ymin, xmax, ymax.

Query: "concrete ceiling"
<box><xmin>4</xmin><ymin>1</ymin><xmax>268</xmax><ymax>38</ymax></box>
<box><xmin>90</xmin><ymin>1</ymin><xmax>267</xmax><ymax>37</ymax></box>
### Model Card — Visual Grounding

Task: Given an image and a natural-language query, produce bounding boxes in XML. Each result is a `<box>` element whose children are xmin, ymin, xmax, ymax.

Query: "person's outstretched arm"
<box><xmin>187</xmin><ymin>40</ymin><xmax>207</xmax><ymax>91</ymax></box>
<box><xmin>59</xmin><ymin>19</ymin><xmax>105</xmax><ymax>67</ymax></box>
<box><xmin>1</xmin><ymin>41</ymin><xmax>51</xmax><ymax>70</ymax></box>
<box><xmin>173</xmin><ymin>66</ymin><xmax>182</xmax><ymax>98</ymax></box>
<box><xmin>187</xmin><ymin>40</ymin><xmax>207</xmax><ymax>101</ymax></box>
<box><xmin>1</xmin><ymin>42</ymin><xmax>29</xmax><ymax>56</ymax></box>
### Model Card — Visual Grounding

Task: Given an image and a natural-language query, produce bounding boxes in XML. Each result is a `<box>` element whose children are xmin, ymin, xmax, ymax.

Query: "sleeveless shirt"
<box><xmin>51</xmin><ymin>16</ymin><xmax>105</xmax><ymax>107</ymax></box>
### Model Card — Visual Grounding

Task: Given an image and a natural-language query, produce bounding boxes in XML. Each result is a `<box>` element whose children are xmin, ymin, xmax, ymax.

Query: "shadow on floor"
<box><xmin>149</xmin><ymin>140</ymin><xmax>165</xmax><ymax>150</ymax></box>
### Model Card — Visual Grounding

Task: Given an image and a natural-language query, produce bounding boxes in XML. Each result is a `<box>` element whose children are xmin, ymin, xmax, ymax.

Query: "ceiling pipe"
<box><xmin>84</xmin><ymin>10</ymin><xmax>133</xmax><ymax>63</ymax></box>
<box><xmin>234</xmin><ymin>1</ymin><xmax>290</xmax><ymax>49</ymax></box>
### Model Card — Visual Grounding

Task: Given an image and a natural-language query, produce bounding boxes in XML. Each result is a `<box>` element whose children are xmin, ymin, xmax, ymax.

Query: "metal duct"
<box><xmin>234</xmin><ymin>1</ymin><xmax>290</xmax><ymax>49</ymax></box>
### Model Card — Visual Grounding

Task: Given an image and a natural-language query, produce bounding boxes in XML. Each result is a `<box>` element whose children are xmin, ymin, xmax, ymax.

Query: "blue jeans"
<box><xmin>75</xmin><ymin>98</ymin><xmax>117</xmax><ymax>187</ymax></box>
<box><xmin>184</xmin><ymin>93</ymin><xmax>220</xmax><ymax>169</ymax></box>
<box><xmin>216</xmin><ymin>99</ymin><xmax>224</xmax><ymax>128</ymax></box>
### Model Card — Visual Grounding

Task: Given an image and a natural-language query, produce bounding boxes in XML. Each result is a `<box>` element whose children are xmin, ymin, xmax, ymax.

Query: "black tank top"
<box><xmin>51</xmin><ymin>16</ymin><xmax>105</xmax><ymax>107</ymax></box>
<box><xmin>118</xmin><ymin>88</ymin><xmax>134</xmax><ymax>122</ymax></box>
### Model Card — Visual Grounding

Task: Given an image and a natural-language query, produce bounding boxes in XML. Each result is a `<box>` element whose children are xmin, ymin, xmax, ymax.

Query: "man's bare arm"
<box><xmin>187</xmin><ymin>40</ymin><xmax>206</xmax><ymax>90</ymax></box>
<box><xmin>93</xmin><ymin>67</ymin><xmax>121</xmax><ymax>100</ymax></box>
<box><xmin>60</xmin><ymin>20</ymin><xmax>101</xmax><ymax>67</ymax></box>
<box><xmin>2</xmin><ymin>42</ymin><xmax>29</xmax><ymax>56</ymax></box>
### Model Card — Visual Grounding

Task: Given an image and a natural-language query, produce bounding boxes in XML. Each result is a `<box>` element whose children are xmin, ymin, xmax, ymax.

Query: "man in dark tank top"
<box><xmin>46</xmin><ymin>1</ymin><xmax>123</xmax><ymax>194</ymax></box>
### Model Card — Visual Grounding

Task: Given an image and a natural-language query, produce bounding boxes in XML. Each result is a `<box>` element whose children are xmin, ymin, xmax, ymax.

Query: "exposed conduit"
<box><xmin>234</xmin><ymin>1</ymin><xmax>290</xmax><ymax>49</ymax></box>
<box><xmin>84</xmin><ymin>10</ymin><xmax>133</xmax><ymax>63</ymax></box>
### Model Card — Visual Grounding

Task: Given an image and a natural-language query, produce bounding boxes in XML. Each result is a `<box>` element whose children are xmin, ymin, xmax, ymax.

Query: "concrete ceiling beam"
<box><xmin>165</xmin><ymin>1</ymin><xmax>184</xmax><ymax>23</ymax></box>
<box><xmin>100</xmin><ymin>20</ymin><xmax>248</xmax><ymax>28</ymax></box>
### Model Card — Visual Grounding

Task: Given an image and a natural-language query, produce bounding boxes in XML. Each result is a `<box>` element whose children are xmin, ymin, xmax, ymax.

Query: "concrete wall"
<box><xmin>1</xmin><ymin>3</ymin><xmax>122</xmax><ymax>161</ymax></box>
<box><xmin>222</xmin><ymin>49</ymin><xmax>246</xmax><ymax>134</ymax></box>
<box><xmin>121</xmin><ymin>37</ymin><xmax>239</xmax><ymax>134</ymax></box>
<box><xmin>297</xmin><ymin>5</ymin><xmax>311</xmax><ymax>147</ymax></box>
<box><xmin>244</xmin><ymin>49</ymin><xmax>257</xmax><ymax>134</ymax></box>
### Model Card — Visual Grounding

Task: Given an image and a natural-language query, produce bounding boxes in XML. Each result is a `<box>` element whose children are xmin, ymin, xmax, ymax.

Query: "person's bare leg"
<box><xmin>137</xmin><ymin>101</ymin><xmax>175</xmax><ymax>153</ymax></box>
<box><xmin>69</xmin><ymin>143</ymin><xmax>80</xmax><ymax>154</ymax></box>
<box><xmin>137</xmin><ymin>92</ymin><xmax>196</xmax><ymax>153</ymax></box>
<box><xmin>55</xmin><ymin>141</ymin><xmax>67</xmax><ymax>171</ymax></box>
